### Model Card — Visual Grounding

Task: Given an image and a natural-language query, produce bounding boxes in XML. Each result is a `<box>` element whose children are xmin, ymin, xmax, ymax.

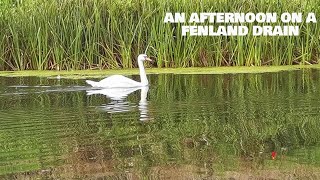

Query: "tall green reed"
<box><xmin>0</xmin><ymin>0</ymin><xmax>319</xmax><ymax>70</ymax></box>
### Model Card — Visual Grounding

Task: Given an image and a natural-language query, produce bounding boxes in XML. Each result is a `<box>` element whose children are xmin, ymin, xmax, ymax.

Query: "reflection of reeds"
<box><xmin>0</xmin><ymin>71</ymin><xmax>320</xmax><ymax>176</ymax></box>
<box><xmin>0</xmin><ymin>0</ymin><xmax>319</xmax><ymax>70</ymax></box>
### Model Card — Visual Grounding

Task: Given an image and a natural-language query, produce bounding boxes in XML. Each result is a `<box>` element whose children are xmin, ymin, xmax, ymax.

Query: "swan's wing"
<box><xmin>98</xmin><ymin>75</ymin><xmax>141</xmax><ymax>88</ymax></box>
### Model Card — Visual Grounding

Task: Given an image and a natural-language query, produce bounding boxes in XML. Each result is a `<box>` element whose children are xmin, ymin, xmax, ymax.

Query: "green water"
<box><xmin>1</xmin><ymin>70</ymin><xmax>320</xmax><ymax>179</ymax></box>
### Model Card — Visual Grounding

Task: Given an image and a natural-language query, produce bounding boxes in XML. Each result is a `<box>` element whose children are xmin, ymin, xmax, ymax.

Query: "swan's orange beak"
<box><xmin>145</xmin><ymin>57</ymin><xmax>152</xmax><ymax>62</ymax></box>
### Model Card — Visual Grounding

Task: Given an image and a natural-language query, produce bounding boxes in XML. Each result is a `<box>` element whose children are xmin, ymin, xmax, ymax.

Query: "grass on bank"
<box><xmin>0</xmin><ymin>64</ymin><xmax>319</xmax><ymax>79</ymax></box>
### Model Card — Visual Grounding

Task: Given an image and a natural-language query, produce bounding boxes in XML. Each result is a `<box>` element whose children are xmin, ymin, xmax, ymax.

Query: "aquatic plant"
<box><xmin>0</xmin><ymin>0</ymin><xmax>319</xmax><ymax>70</ymax></box>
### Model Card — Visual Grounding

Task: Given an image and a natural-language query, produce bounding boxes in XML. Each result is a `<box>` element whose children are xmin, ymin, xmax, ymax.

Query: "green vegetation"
<box><xmin>0</xmin><ymin>0</ymin><xmax>319</xmax><ymax>70</ymax></box>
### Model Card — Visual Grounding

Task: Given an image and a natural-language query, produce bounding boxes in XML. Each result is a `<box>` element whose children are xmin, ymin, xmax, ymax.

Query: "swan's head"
<box><xmin>138</xmin><ymin>54</ymin><xmax>152</xmax><ymax>62</ymax></box>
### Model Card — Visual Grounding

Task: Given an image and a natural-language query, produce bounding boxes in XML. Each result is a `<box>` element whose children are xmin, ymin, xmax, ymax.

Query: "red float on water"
<box><xmin>272</xmin><ymin>151</ymin><xmax>277</xmax><ymax>160</ymax></box>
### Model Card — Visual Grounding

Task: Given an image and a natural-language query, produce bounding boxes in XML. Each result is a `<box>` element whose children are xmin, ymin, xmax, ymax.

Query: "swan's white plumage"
<box><xmin>86</xmin><ymin>75</ymin><xmax>142</xmax><ymax>88</ymax></box>
<box><xmin>86</xmin><ymin>54</ymin><xmax>151</xmax><ymax>88</ymax></box>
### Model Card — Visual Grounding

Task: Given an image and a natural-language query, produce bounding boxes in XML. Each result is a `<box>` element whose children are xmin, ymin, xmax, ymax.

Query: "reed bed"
<box><xmin>0</xmin><ymin>0</ymin><xmax>319</xmax><ymax>70</ymax></box>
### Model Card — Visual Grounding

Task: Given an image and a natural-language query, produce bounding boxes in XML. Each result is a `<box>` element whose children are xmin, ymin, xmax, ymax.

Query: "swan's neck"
<box><xmin>138</xmin><ymin>60</ymin><xmax>148</xmax><ymax>85</ymax></box>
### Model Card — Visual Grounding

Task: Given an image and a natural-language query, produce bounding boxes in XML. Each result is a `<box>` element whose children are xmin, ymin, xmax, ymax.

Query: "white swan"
<box><xmin>86</xmin><ymin>54</ymin><xmax>152</xmax><ymax>88</ymax></box>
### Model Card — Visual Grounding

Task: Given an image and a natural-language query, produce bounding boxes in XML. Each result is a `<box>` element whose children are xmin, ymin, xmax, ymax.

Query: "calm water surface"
<box><xmin>0</xmin><ymin>70</ymin><xmax>320</xmax><ymax>179</ymax></box>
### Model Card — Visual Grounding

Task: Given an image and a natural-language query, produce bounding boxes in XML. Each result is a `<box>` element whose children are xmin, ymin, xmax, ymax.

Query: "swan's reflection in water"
<box><xmin>138</xmin><ymin>87</ymin><xmax>149</xmax><ymax>121</ymax></box>
<box><xmin>86</xmin><ymin>86</ymin><xmax>151</xmax><ymax>121</ymax></box>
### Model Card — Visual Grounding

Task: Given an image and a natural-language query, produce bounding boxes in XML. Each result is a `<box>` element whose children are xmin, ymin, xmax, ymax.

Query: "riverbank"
<box><xmin>0</xmin><ymin>65</ymin><xmax>319</xmax><ymax>79</ymax></box>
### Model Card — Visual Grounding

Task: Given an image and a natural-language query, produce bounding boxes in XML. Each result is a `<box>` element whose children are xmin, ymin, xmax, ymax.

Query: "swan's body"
<box><xmin>86</xmin><ymin>54</ymin><xmax>152</xmax><ymax>88</ymax></box>
<box><xmin>86</xmin><ymin>75</ymin><xmax>141</xmax><ymax>88</ymax></box>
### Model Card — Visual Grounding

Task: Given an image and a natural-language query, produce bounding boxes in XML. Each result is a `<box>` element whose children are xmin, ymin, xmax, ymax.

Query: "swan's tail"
<box><xmin>86</xmin><ymin>80</ymin><xmax>99</xmax><ymax>87</ymax></box>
